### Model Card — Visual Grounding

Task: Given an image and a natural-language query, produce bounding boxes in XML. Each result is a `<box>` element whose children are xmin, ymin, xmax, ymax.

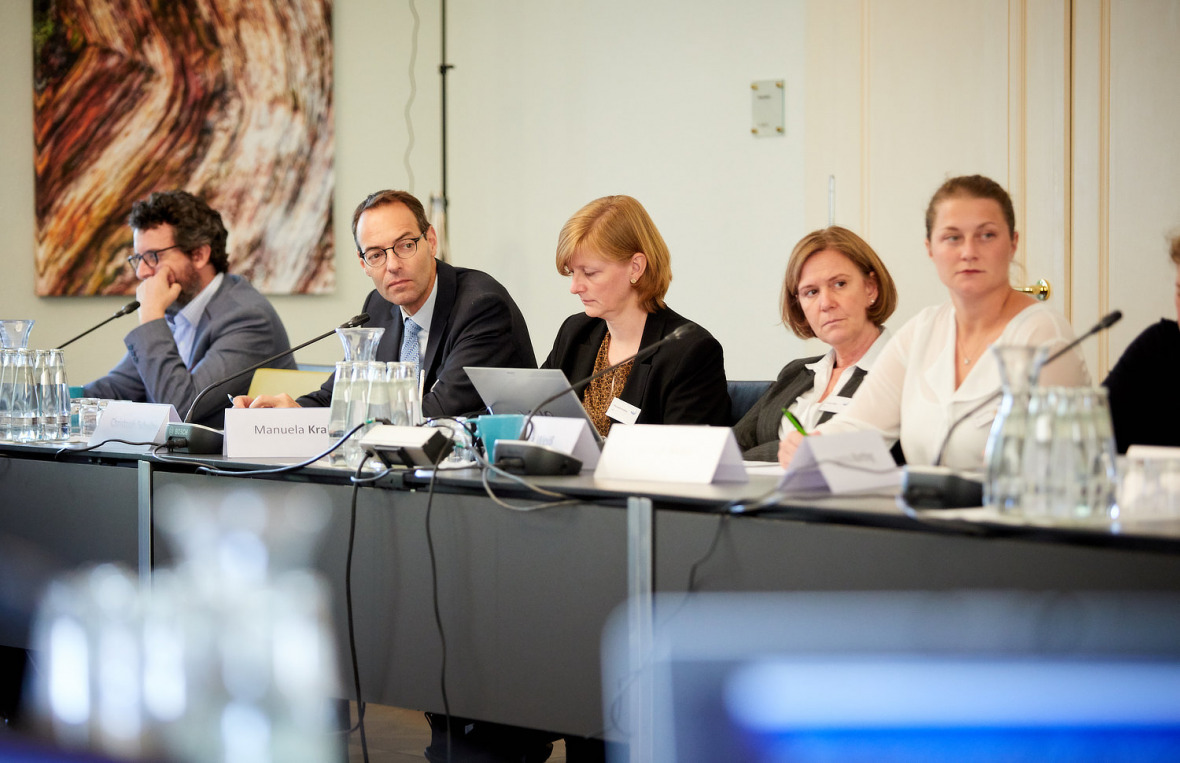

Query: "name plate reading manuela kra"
<box><xmin>224</xmin><ymin>408</ymin><xmax>332</xmax><ymax>458</ymax></box>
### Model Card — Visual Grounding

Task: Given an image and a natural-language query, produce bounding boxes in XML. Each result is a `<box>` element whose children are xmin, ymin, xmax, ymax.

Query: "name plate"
<box><xmin>595</xmin><ymin>424</ymin><xmax>747</xmax><ymax>484</ymax></box>
<box><xmin>527</xmin><ymin>417</ymin><xmax>600</xmax><ymax>469</ymax></box>
<box><xmin>224</xmin><ymin>408</ymin><xmax>331</xmax><ymax>458</ymax></box>
<box><xmin>779</xmin><ymin>430</ymin><xmax>900</xmax><ymax>494</ymax></box>
<box><xmin>88</xmin><ymin>401</ymin><xmax>180</xmax><ymax>452</ymax></box>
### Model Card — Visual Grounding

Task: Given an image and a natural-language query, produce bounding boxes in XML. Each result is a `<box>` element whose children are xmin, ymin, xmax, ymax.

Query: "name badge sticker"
<box><xmin>818</xmin><ymin>396</ymin><xmax>853</xmax><ymax>414</ymax></box>
<box><xmin>606</xmin><ymin>397</ymin><xmax>641</xmax><ymax>425</ymax></box>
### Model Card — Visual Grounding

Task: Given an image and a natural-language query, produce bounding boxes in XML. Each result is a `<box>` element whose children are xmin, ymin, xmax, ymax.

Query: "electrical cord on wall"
<box><xmin>403</xmin><ymin>0</ymin><xmax>420</xmax><ymax>193</ymax></box>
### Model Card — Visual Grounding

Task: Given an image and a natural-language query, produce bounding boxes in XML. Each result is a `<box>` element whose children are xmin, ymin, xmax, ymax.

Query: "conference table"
<box><xmin>3</xmin><ymin>440</ymin><xmax>1180</xmax><ymax>740</ymax></box>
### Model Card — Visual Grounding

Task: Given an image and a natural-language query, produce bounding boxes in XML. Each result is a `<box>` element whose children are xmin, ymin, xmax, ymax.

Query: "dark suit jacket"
<box><xmin>733</xmin><ymin>355</ymin><xmax>869</xmax><ymax>461</ymax></box>
<box><xmin>83</xmin><ymin>273</ymin><xmax>295</xmax><ymax>428</ymax></box>
<box><xmin>541</xmin><ymin>306</ymin><xmax>730</xmax><ymax>428</ymax></box>
<box><xmin>1104</xmin><ymin>318</ymin><xmax>1180</xmax><ymax>453</ymax></box>
<box><xmin>298</xmin><ymin>260</ymin><xmax>536</xmax><ymax>417</ymax></box>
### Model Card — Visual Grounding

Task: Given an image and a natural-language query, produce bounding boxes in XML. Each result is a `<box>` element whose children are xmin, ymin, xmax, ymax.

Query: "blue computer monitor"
<box><xmin>603</xmin><ymin>591</ymin><xmax>1180</xmax><ymax>762</ymax></box>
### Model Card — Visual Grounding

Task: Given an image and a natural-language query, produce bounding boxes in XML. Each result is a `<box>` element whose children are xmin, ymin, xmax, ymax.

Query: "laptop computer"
<box><xmin>464</xmin><ymin>366</ymin><xmax>604</xmax><ymax>445</ymax></box>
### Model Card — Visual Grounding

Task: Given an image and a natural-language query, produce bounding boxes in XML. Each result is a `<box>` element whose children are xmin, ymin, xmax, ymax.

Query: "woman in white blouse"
<box><xmin>778</xmin><ymin>175</ymin><xmax>1090</xmax><ymax>471</ymax></box>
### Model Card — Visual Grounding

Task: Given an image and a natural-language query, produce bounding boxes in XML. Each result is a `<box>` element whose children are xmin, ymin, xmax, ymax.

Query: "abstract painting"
<box><xmin>33</xmin><ymin>0</ymin><xmax>335</xmax><ymax>296</ymax></box>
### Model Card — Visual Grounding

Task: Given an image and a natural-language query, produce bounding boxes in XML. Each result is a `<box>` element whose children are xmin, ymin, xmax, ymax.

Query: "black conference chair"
<box><xmin>726</xmin><ymin>380</ymin><xmax>773</xmax><ymax>427</ymax></box>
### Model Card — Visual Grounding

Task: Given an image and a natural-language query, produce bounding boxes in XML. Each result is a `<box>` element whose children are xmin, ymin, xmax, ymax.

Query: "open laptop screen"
<box><xmin>464</xmin><ymin>366</ymin><xmax>602</xmax><ymax>443</ymax></box>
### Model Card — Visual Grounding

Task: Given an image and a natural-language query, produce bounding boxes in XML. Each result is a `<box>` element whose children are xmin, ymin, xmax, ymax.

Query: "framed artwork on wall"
<box><xmin>33</xmin><ymin>0</ymin><xmax>335</xmax><ymax>296</ymax></box>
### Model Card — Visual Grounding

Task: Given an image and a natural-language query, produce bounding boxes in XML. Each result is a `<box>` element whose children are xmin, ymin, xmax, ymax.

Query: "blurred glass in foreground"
<box><xmin>28</xmin><ymin>483</ymin><xmax>337</xmax><ymax>762</ymax></box>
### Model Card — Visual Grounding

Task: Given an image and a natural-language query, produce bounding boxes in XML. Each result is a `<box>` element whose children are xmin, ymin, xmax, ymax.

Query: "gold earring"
<box><xmin>630</xmin><ymin>278</ymin><xmax>637</xmax><ymax>284</ymax></box>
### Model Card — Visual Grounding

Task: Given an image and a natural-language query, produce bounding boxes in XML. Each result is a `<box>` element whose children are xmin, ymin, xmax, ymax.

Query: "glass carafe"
<box><xmin>982</xmin><ymin>345</ymin><xmax>1049</xmax><ymax>513</ymax></box>
<box><xmin>334</xmin><ymin>327</ymin><xmax>385</xmax><ymax>362</ymax></box>
<box><xmin>0</xmin><ymin>319</ymin><xmax>34</xmax><ymax>349</ymax></box>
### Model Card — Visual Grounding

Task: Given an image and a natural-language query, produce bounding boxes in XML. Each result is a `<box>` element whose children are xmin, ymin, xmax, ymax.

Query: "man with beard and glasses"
<box><xmin>82</xmin><ymin>190</ymin><xmax>295</xmax><ymax>427</ymax></box>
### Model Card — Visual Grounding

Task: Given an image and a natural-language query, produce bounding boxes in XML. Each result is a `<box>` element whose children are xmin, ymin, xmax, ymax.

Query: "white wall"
<box><xmin>2</xmin><ymin>0</ymin><xmax>1176</xmax><ymax>388</ymax></box>
<box><xmin>445</xmin><ymin>0</ymin><xmax>809</xmax><ymax>377</ymax></box>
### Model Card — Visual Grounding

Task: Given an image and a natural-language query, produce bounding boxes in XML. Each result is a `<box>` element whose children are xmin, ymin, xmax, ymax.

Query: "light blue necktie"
<box><xmin>168</xmin><ymin>313</ymin><xmax>195</xmax><ymax>369</ymax></box>
<box><xmin>400</xmin><ymin>316</ymin><xmax>422</xmax><ymax>381</ymax></box>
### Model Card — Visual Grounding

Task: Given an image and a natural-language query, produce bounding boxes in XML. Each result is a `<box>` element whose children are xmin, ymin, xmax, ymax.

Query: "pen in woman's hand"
<box><xmin>781</xmin><ymin>407</ymin><xmax>808</xmax><ymax>436</ymax></box>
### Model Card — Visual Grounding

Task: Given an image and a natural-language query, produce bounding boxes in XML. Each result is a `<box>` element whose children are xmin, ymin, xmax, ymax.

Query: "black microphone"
<box><xmin>494</xmin><ymin>323</ymin><xmax>695</xmax><ymax>475</ymax></box>
<box><xmin>165</xmin><ymin>312</ymin><xmax>370</xmax><ymax>453</ymax></box>
<box><xmin>54</xmin><ymin>301</ymin><xmax>140</xmax><ymax>349</ymax></box>
<box><xmin>904</xmin><ymin>309</ymin><xmax>1122</xmax><ymax>508</ymax></box>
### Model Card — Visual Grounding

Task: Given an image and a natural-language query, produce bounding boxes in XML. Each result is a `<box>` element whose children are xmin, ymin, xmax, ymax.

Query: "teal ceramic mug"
<box><xmin>472</xmin><ymin>414</ymin><xmax>526</xmax><ymax>464</ymax></box>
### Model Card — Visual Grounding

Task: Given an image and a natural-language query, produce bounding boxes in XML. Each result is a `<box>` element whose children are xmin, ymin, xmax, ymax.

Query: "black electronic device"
<box><xmin>900</xmin><ymin>465</ymin><xmax>984</xmax><ymax>509</ymax></box>
<box><xmin>359</xmin><ymin>425</ymin><xmax>454</xmax><ymax>468</ymax></box>
<box><xmin>163</xmin><ymin>422</ymin><xmax>225</xmax><ymax>455</ymax></box>
<box><xmin>493</xmin><ymin>439</ymin><xmax>583</xmax><ymax>476</ymax></box>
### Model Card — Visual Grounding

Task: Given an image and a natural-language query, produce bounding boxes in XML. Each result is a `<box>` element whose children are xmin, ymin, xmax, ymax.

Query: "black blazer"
<box><xmin>733</xmin><ymin>356</ymin><xmax>869</xmax><ymax>461</ymax></box>
<box><xmin>1104</xmin><ymin>318</ymin><xmax>1180</xmax><ymax>453</ymax></box>
<box><xmin>299</xmin><ymin>260</ymin><xmax>536</xmax><ymax>417</ymax></box>
<box><xmin>542</xmin><ymin>306</ymin><xmax>731</xmax><ymax>428</ymax></box>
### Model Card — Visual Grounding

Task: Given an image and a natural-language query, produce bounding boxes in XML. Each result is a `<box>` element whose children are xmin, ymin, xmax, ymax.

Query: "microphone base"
<box><xmin>901</xmin><ymin>465</ymin><xmax>984</xmax><ymax>509</ymax></box>
<box><xmin>493</xmin><ymin>440</ymin><xmax>583</xmax><ymax>476</ymax></box>
<box><xmin>165</xmin><ymin>423</ymin><xmax>224</xmax><ymax>455</ymax></box>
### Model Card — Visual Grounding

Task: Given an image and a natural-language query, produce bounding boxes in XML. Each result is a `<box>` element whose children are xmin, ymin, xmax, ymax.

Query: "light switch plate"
<box><xmin>751</xmin><ymin>79</ymin><xmax>785</xmax><ymax>137</ymax></box>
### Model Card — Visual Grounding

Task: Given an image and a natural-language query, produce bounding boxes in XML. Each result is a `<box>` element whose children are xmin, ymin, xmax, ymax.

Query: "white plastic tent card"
<box><xmin>224</xmin><ymin>408</ymin><xmax>331</xmax><ymax>458</ymax></box>
<box><xmin>778</xmin><ymin>430</ymin><xmax>899</xmax><ymax>494</ymax></box>
<box><xmin>595</xmin><ymin>424</ymin><xmax>747</xmax><ymax>484</ymax></box>
<box><xmin>88</xmin><ymin>401</ymin><xmax>179</xmax><ymax>452</ymax></box>
<box><xmin>526</xmin><ymin>416</ymin><xmax>600</xmax><ymax>469</ymax></box>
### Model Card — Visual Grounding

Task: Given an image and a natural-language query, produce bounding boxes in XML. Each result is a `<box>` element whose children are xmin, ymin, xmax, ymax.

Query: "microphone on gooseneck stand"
<box><xmin>494</xmin><ymin>323</ymin><xmax>697</xmax><ymax>476</ymax></box>
<box><xmin>54</xmin><ymin>301</ymin><xmax>141</xmax><ymax>350</ymax></box>
<box><xmin>902</xmin><ymin>310</ymin><xmax>1123</xmax><ymax>509</ymax></box>
<box><xmin>164</xmin><ymin>312</ymin><xmax>371</xmax><ymax>454</ymax></box>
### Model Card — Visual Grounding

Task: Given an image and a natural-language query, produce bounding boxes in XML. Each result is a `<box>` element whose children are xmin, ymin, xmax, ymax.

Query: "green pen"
<box><xmin>781</xmin><ymin>407</ymin><xmax>808</xmax><ymax>436</ymax></box>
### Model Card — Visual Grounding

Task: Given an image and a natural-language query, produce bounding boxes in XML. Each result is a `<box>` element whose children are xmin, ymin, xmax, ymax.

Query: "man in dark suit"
<box><xmin>238</xmin><ymin>190</ymin><xmax>544</xmax><ymax>761</ymax></box>
<box><xmin>238</xmin><ymin>189</ymin><xmax>535</xmax><ymax>418</ymax></box>
<box><xmin>84</xmin><ymin>190</ymin><xmax>295</xmax><ymax>427</ymax></box>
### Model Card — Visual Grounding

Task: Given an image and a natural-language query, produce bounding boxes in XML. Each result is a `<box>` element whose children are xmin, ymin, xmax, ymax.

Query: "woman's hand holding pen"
<box><xmin>778</xmin><ymin>430</ymin><xmax>810</xmax><ymax>468</ymax></box>
<box><xmin>777</xmin><ymin>408</ymin><xmax>820</xmax><ymax>468</ymax></box>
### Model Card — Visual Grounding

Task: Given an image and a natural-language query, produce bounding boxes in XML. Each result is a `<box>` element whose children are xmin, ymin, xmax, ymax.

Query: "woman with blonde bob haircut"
<box><xmin>734</xmin><ymin>226</ymin><xmax>899</xmax><ymax>460</ymax></box>
<box><xmin>543</xmin><ymin>195</ymin><xmax>730</xmax><ymax>436</ymax></box>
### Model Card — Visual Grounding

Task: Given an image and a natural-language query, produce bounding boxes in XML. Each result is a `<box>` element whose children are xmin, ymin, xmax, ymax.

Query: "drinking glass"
<box><xmin>0</xmin><ymin>348</ymin><xmax>16</xmax><ymax>441</ymax></box>
<box><xmin>386</xmin><ymin>361</ymin><xmax>420</xmax><ymax>426</ymax></box>
<box><xmin>1018</xmin><ymin>386</ymin><xmax>1058</xmax><ymax>518</ymax></box>
<box><xmin>325</xmin><ymin>362</ymin><xmax>355</xmax><ymax>467</ymax></box>
<box><xmin>1119</xmin><ymin>455</ymin><xmax>1180</xmax><ymax>519</ymax></box>
<box><xmin>36</xmin><ymin>349</ymin><xmax>71</xmax><ymax>441</ymax></box>
<box><xmin>9</xmin><ymin>349</ymin><xmax>38</xmax><ymax>442</ymax></box>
